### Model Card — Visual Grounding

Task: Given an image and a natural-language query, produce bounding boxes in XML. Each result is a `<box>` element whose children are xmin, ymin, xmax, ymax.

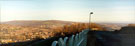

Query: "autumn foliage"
<box><xmin>128</xmin><ymin>24</ymin><xmax>135</xmax><ymax>27</ymax></box>
<box><xmin>53</xmin><ymin>23</ymin><xmax>105</xmax><ymax>36</ymax></box>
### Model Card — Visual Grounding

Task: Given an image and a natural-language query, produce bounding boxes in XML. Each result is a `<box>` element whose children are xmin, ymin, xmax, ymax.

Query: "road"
<box><xmin>87</xmin><ymin>26</ymin><xmax>135</xmax><ymax>46</ymax></box>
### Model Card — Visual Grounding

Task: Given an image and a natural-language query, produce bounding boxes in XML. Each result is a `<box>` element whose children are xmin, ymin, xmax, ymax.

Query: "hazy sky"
<box><xmin>0</xmin><ymin>0</ymin><xmax>135</xmax><ymax>23</ymax></box>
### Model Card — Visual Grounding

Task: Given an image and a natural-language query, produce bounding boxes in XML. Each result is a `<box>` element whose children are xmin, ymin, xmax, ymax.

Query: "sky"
<box><xmin>0</xmin><ymin>0</ymin><xmax>135</xmax><ymax>23</ymax></box>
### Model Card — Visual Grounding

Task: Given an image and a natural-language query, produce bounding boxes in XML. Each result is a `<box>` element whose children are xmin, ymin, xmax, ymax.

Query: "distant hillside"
<box><xmin>0</xmin><ymin>20</ymin><xmax>105</xmax><ymax>44</ymax></box>
<box><xmin>128</xmin><ymin>24</ymin><xmax>135</xmax><ymax>27</ymax></box>
<box><xmin>97</xmin><ymin>23</ymin><xmax>129</xmax><ymax>31</ymax></box>
<box><xmin>1</xmin><ymin>20</ymin><xmax>128</xmax><ymax>44</ymax></box>
<box><xmin>1</xmin><ymin>20</ymin><xmax>74</xmax><ymax>27</ymax></box>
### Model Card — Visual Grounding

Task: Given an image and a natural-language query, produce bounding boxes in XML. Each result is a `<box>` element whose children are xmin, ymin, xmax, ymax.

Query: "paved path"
<box><xmin>87</xmin><ymin>27</ymin><xmax>135</xmax><ymax>46</ymax></box>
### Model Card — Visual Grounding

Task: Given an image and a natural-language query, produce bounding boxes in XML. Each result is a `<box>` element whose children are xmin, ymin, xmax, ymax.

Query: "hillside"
<box><xmin>0</xmin><ymin>20</ymin><xmax>75</xmax><ymax>44</ymax></box>
<box><xmin>1</xmin><ymin>20</ymin><xmax>74</xmax><ymax>27</ymax></box>
<box><xmin>98</xmin><ymin>23</ymin><xmax>128</xmax><ymax>31</ymax></box>
<box><xmin>0</xmin><ymin>20</ymin><xmax>124</xmax><ymax>44</ymax></box>
<box><xmin>128</xmin><ymin>24</ymin><xmax>135</xmax><ymax>27</ymax></box>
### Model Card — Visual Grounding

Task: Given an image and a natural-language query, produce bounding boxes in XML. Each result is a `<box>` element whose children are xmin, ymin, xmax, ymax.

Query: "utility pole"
<box><xmin>89</xmin><ymin>12</ymin><xmax>93</xmax><ymax>30</ymax></box>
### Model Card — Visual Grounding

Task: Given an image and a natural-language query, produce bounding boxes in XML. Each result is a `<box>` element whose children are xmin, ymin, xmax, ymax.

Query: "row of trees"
<box><xmin>53</xmin><ymin>23</ymin><xmax>105</xmax><ymax>36</ymax></box>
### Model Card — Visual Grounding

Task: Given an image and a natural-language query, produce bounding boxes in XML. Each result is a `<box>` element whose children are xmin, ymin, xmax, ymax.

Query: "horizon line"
<box><xmin>1</xmin><ymin>20</ymin><xmax>135</xmax><ymax>24</ymax></box>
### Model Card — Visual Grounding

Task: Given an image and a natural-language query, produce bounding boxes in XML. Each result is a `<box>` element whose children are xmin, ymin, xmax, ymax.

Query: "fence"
<box><xmin>51</xmin><ymin>29</ymin><xmax>89</xmax><ymax>46</ymax></box>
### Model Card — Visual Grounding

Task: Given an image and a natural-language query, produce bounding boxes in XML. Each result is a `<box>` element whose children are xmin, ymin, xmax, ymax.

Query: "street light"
<box><xmin>89</xmin><ymin>12</ymin><xmax>93</xmax><ymax>30</ymax></box>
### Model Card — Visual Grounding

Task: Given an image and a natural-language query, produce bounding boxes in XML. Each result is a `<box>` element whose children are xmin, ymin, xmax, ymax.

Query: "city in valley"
<box><xmin>0</xmin><ymin>20</ymin><xmax>134</xmax><ymax>44</ymax></box>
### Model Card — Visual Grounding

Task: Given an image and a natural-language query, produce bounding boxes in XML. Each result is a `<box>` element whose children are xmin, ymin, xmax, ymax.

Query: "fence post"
<box><xmin>58</xmin><ymin>38</ymin><xmax>66</xmax><ymax>46</ymax></box>
<box><xmin>68</xmin><ymin>35</ymin><xmax>75</xmax><ymax>46</ymax></box>
<box><xmin>51</xmin><ymin>41</ymin><xmax>58</xmax><ymax>46</ymax></box>
<box><xmin>51</xmin><ymin>29</ymin><xmax>89</xmax><ymax>46</ymax></box>
<box><xmin>74</xmin><ymin>34</ymin><xmax>79</xmax><ymax>46</ymax></box>
<box><xmin>64</xmin><ymin>37</ymin><xmax>68</xmax><ymax>45</ymax></box>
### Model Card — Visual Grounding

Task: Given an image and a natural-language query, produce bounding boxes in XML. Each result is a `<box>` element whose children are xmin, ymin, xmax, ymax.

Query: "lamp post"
<box><xmin>89</xmin><ymin>12</ymin><xmax>93</xmax><ymax>30</ymax></box>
